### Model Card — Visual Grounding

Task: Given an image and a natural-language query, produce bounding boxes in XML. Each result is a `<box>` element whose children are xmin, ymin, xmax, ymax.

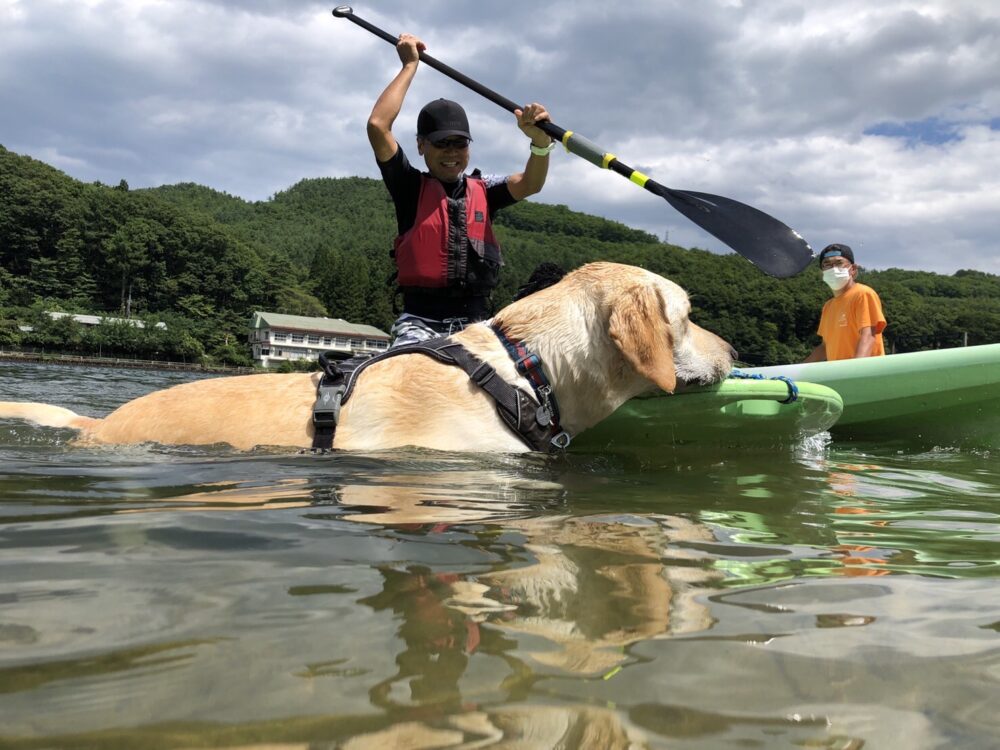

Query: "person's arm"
<box><xmin>367</xmin><ymin>34</ymin><xmax>424</xmax><ymax>163</ymax></box>
<box><xmin>804</xmin><ymin>343</ymin><xmax>826</xmax><ymax>363</ymax></box>
<box><xmin>506</xmin><ymin>103</ymin><xmax>552</xmax><ymax>201</ymax></box>
<box><xmin>854</xmin><ymin>327</ymin><xmax>877</xmax><ymax>358</ymax></box>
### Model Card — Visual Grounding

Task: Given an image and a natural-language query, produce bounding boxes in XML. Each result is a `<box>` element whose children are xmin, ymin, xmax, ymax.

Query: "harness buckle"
<box><xmin>539</xmin><ymin>383</ymin><xmax>555</xmax><ymax>411</ymax></box>
<box><xmin>317</xmin><ymin>351</ymin><xmax>343</xmax><ymax>380</ymax></box>
<box><xmin>313</xmin><ymin>410</ymin><xmax>337</xmax><ymax>427</ymax></box>
<box><xmin>470</xmin><ymin>361</ymin><xmax>496</xmax><ymax>387</ymax></box>
<box><xmin>550</xmin><ymin>431</ymin><xmax>572</xmax><ymax>450</ymax></box>
<box><xmin>312</xmin><ymin>381</ymin><xmax>344</xmax><ymax>428</ymax></box>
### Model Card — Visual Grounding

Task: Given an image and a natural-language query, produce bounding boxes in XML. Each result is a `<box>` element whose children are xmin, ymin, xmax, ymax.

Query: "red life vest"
<box><xmin>393</xmin><ymin>175</ymin><xmax>502</xmax><ymax>291</ymax></box>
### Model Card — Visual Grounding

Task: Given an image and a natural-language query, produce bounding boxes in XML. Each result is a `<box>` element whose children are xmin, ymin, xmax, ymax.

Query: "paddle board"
<box><xmin>743</xmin><ymin>344</ymin><xmax>1000</xmax><ymax>448</ymax></box>
<box><xmin>572</xmin><ymin>378</ymin><xmax>843</xmax><ymax>452</ymax></box>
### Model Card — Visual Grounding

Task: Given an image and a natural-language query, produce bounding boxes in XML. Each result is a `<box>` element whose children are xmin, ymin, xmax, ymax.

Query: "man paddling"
<box><xmin>367</xmin><ymin>33</ymin><xmax>555</xmax><ymax>347</ymax></box>
<box><xmin>805</xmin><ymin>244</ymin><xmax>887</xmax><ymax>362</ymax></box>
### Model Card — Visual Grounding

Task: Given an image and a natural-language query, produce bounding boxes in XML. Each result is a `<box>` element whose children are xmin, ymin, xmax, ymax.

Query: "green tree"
<box><xmin>318</xmin><ymin>250</ymin><xmax>370</xmax><ymax>322</ymax></box>
<box><xmin>26</xmin><ymin>256</ymin><xmax>62</xmax><ymax>299</ymax></box>
<box><xmin>2</xmin><ymin>143</ymin><xmax>997</xmax><ymax>365</ymax></box>
<box><xmin>104</xmin><ymin>218</ymin><xmax>163</xmax><ymax>316</ymax></box>
<box><xmin>176</xmin><ymin>294</ymin><xmax>214</xmax><ymax>320</ymax></box>
<box><xmin>0</xmin><ymin>319</ymin><xmax>22</xmax><ymax>347</ymax></box>
<box><xmin>171</xmin><ymin>333</ymin><xmax>206</xmax><ymax>362</ymax></box>
<box><xmin>271</xmin><ymin>285</ymin><xmax>328</xmax><ymax>317</ymax></box>
<box><xmin>54</xmin><ymin>228</ymin><xmax>99</xmax><ymax>308</ymax></box>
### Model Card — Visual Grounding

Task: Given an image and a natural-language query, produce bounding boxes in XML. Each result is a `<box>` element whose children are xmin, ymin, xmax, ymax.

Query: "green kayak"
<box><xmin>572</xmin><ymin>378</ymin><xmax>843</xmax><ymax>452</ymax></box>
<box><xmin>743</xmin><ymin>343</ymin><xmax>1000</xmax><ymax>448</ymax></box>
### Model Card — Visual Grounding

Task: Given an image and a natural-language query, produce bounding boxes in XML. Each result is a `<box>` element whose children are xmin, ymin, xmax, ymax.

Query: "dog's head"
<box><xmin>496</xmin><ymin>262</ymin><xmax>735</xmax><ymax>397</ymax></box>
<box><xmin>602</xmin><ymin>264</ymin><xmax>735</xmax><ymax>393</ymax></box>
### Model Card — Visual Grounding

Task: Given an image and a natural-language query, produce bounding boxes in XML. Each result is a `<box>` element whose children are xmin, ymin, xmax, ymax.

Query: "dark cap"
<box><xmin>417</xmin><ymin>99</ymin><xmax>472</xmax><ymax>142</ymax></box>
<box><xmin>818</xmin><ymin>243</ymin><xmax>855</xmax><ymax>264</ymax></box>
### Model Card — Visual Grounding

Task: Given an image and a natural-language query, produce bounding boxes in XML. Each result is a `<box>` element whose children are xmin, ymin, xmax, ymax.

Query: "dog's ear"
<box><xmin>608</xmin><ymin>283</ymin><xmax>677</xmax><ymax>393</ymax></box>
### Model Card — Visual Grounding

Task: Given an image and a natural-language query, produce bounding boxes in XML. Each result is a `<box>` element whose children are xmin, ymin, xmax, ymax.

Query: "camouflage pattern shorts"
<box><xmin>389</xmin><ymin>314</ymin><xmax>472</xmax><ymax>349</ymax></box>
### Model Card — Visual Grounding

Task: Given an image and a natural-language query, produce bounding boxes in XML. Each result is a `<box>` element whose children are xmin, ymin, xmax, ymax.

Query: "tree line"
<box><xmin>1</xmin><ymin>144</ymin><xmax>997</xmax><ymax>367</ymax></box>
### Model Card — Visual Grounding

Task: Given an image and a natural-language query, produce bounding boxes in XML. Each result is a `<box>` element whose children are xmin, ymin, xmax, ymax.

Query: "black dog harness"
<box><xmin>310</xmin><ymin>330</ymin><xmax>571</xmax><ymax>453</ymax></box>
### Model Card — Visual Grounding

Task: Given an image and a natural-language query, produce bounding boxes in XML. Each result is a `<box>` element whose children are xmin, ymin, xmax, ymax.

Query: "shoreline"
<box><xmin>0</xmin><ymin>350</ymin><xmax>256</xmax><ymax>375</ymax></box>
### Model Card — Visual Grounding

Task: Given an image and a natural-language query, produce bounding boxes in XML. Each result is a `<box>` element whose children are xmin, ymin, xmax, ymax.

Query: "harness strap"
<box><xmin>439</xmin><ymin>343</ymin><xmax>566</xmax><ymax>452</ymax></box>
<box><xmin>309</xmin><ymin>338</ymin><xmax>569</xmax><ymax>453</ymax></box>
<box><xmin>310</xmin><ymin>352</ymin><xmax>350</xmax><ymax>452</ymax></box>
<box><xmin>490</xmin><ymin>325</ymin><xmax>570</xmax><ymax>446</ymax></box>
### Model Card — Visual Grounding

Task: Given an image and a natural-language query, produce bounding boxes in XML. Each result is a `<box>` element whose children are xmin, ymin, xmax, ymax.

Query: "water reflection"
<box><xmin>338</xmin><ymin>476</ymin><xmax>722</xmax><ymax>683</ymax></box>
<box><xmin>1</xmin><ymin>423</ymin><xmax>998</xmax><ymax>747</ymax></box>
<box><xmin>340</xmin><ymin>704</ymin><xmax>652</xmax><ymax>749</ymax></box>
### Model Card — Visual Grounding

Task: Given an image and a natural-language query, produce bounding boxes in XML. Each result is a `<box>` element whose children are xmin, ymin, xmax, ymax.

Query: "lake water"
<box><xmin>1</xmin><ymin>361</ymin><xmax>998</xmax><ymax>749</ymax></box>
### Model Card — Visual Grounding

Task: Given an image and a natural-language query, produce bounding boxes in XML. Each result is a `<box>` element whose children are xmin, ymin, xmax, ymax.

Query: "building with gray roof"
<box><xmin>248</xmin><ymin>311</ymin><xmax>390</xmax><ymax>368</ymax></box>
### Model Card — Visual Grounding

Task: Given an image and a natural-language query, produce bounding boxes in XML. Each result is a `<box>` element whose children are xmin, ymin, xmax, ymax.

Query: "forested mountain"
<box><xmin>1</xmin><ymin>144</ymin><xmax>997</xmax><ymax>366</ymax></box>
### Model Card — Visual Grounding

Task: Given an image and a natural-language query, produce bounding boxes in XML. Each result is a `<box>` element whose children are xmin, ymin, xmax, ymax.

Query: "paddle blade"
<box><xmin>652</xmin><ymin>185</ymin><xmax>814</xmax><ymax>277</ymax></box>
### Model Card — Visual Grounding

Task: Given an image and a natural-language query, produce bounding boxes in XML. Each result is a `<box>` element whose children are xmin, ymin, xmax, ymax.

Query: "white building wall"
<box><xmin>250</xmin><ymin>328</ymin><xmax>388</xmax><ymax>368</ymax></box>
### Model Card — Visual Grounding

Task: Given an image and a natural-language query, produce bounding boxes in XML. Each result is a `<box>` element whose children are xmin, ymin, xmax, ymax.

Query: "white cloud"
<box><xmin>1</xmin><ymin>0</ymin><xmax>997</xmax><ymax>273</ymax></box>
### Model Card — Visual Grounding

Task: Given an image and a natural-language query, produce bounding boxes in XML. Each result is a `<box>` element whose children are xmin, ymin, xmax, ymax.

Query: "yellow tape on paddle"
<box><xmin>561</xmin><ymin>131</ymin><xmax>573</xmax><ymax>150</ymax></box>
<box><xmin>629</xmin><ymin>170</ymin><xmax>650</xmax><ymax>187</ymax></box>
<box><xmin>601</xmin><ymin>153</ymin><xmax>617</xmax><ymax>169</ymax></box>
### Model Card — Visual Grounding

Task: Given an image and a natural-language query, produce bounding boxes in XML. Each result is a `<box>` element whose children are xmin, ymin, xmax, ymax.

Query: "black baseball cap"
<box><xmin>417</xmin><ymin>99</ymin><xmax>472</xmax><ymax>142</ymax></box>
<box><xmin>818</xmin><ymin>243</ymin><xmax>855</xmax><ymax>264</ymax></box>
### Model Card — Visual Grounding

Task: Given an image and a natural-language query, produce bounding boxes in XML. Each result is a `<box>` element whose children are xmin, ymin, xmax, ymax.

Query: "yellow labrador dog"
<box><xmin>0</xmin><ymin>262</ymin><xmax>734</xmax><ymax>451</ymax></box>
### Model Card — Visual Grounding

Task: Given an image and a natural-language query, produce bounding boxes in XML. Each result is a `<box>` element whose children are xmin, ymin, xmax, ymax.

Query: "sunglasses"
<box><xmin>820</xmin><ymin>259</ymin><xmax>853</xmax><ymax>270</ymax></box>
<box><xmin>429</xmin><ymin>136</ymin><xmax>470</xmax><ymax>150</ymax></box>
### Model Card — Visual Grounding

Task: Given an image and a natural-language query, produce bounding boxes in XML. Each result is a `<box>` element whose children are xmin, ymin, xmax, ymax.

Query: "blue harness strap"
<box><xmin>728</xmin><ymin>369</ymin><xmax>799</xmax><ymax>404</ymax></box>
<box><xmin>490</xmin><ymin>325</ymin><xmax>568</xmax><ymax>443</ymax></box>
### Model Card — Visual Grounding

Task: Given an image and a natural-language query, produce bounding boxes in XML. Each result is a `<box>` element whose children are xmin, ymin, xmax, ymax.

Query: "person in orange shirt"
<box><xmin>805</xmin><ymin>244</ymin><xmax>886</xmax><ymax>362</ymax></box>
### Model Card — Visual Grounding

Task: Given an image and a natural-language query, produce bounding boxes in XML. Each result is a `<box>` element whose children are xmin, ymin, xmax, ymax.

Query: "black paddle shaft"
<box><xmin>333</xmin><ymin>6</ymin><xmax>814</xmax><ymax>278</ymax></box>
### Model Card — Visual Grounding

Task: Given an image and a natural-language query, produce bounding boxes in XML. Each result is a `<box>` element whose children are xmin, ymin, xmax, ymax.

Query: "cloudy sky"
<box><xmin>2</xmin><ymin>0</ymin><xmax>998</xmax><ymax>274</ymax></box>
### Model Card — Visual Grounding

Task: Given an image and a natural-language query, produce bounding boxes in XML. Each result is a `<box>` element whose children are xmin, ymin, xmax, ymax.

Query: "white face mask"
<box><xmin>823</xmin><ymin>266</ymin><xmax>852</xmax><ymax>290</ymax></box>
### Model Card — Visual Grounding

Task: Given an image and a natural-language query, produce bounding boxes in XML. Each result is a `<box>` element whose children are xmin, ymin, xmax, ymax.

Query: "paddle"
<box><xmin>333</xmin><ymin>6</ymin><xmax>814</xmax><ymax>278</ymax></box>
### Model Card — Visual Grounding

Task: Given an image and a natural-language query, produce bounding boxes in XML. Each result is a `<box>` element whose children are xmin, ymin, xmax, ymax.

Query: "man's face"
<box><xmin>820</xmin><ymin>255</ymin><xmax>858</xmax><ymax>293</ymax></box>
<box><xmin>820</xmin><ymin>256</ymin><xmax>855</xmax><ymax>274</ymax></box>
<box><xmin>418</xmin><ymin>136</ymin><xmax>470</xmax><ymax>182</ymax></box>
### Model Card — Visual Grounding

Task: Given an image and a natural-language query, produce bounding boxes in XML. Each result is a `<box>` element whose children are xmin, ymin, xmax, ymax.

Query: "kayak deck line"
<box><xmin>743</xmin><ymin>343</ymin><xmax>1000</xmax><ymax>448</ymax></box>
<box><xmin>728</xmin><ymin>369</ymin><xmax>799</xmax><ymax>404</ymax></box>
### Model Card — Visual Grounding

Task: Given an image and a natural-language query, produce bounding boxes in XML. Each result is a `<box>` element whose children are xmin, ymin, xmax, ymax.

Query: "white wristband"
<box><xmin>530</xmin><ymin>141</ymin><xmax>556</xmax><ymax>156</ymax></box>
